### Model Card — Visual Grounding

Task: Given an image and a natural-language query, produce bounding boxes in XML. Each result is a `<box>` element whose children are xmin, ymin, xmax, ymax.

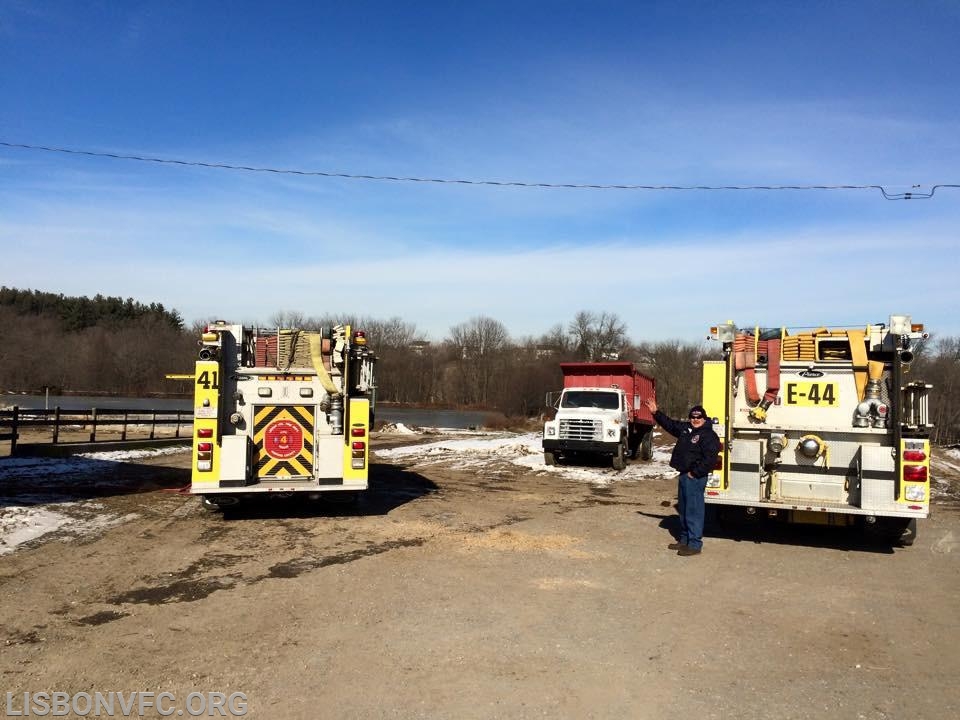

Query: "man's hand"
<box><xmin>643</xmin><ymin>397</ymin><xmax>658</xmax><ymax>414</ymax></box>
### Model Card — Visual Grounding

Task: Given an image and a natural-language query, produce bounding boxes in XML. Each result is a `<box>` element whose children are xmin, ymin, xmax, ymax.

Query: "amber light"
<box><xmin>903</xmin><ymin>465</ymin><xmax>928</xmax><ymax>481</ymax></box>
<box><xmin>903</xmin><ymin>450</ymin><xmax>926</xmax><ymax>462</ymax></box>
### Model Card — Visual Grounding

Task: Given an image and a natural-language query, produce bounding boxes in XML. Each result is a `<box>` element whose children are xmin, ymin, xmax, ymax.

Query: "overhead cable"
<box><xmin>2</xmin><ymin>141</ymin><xmax>957</xmax><ymax>200</ymax></box>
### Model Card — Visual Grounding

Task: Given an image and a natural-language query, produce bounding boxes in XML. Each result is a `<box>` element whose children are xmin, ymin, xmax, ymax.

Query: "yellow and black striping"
<box><xmin>253</xmin><ymin>405</ymin><xmax>315</xmax><ymax>478</ymax></box>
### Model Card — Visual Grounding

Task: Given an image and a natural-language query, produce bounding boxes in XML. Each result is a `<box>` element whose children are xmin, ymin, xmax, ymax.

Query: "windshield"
<box><xmin>560</xmin><ymin>391</ymin><xmax>620</xmax><ymax>410</ymax></box>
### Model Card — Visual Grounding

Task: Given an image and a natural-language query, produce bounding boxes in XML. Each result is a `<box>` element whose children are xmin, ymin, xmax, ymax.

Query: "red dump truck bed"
<box><xmin>559</xmin><ymin>362</ymin><xmax>656</xmax><ymax>424</ymax></box>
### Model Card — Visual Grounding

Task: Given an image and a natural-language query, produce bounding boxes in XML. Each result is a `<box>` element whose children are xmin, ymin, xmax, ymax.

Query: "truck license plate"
<box><xmin>784</xmin><ymin>382</ymin><xmax>838</xmax><ymax>406</ymax></box>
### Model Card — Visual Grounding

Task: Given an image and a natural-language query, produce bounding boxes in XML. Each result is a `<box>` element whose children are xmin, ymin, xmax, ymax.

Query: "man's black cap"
<box><xmin>688</xmin><ymin>405</ymin><xmax>708</xmax><ymax>419</ymax></box>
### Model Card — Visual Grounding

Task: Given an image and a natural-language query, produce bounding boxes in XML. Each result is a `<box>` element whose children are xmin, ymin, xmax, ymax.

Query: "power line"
<box><xmin>2</xmin><ymin>140</ymin><xmax>957</xmax><ymax>200</ymax></box>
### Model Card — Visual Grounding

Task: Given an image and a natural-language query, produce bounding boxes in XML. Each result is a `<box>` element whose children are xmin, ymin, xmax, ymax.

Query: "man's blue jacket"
<box><xmin>653</xmin><ymin>410</ymin><xmax>721</xmax><ymax>480</ymax></box>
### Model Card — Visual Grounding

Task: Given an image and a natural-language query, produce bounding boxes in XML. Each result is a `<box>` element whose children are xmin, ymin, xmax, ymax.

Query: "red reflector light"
<box><xmin>903</xmin><ymin>465</ymin><xmax>927</xmax><ymax>481</ymax></box>
<box><xmin>352</xmin><ymin>441</ymin><xmax>365</xmax><ymax>451</ymax></box>
<box><xmin>706</xmin><ymin>491</ymin><xmax>719</xmax><ymax>496</ymax></box>
<box><xmin>903</xmin><ymin>450</ymin><xmax>926</xmax><ymax>462</ymax></box>
<box><xmin>198</xmin><ymin>428</ymin><xmax>213</xmax><ymax>438</ymax></box>
<box><xmin>197</xmin><ymin>442</ymin><xmax>212</xmax><ymax>451</ymax></box>
<box><xmin>908</xmin><ymin>505</ymin><xmax>923</xmax><ymax>510</ymax></box>
<box><xmin>351</xmin><ymin>428</ymin><xmax>365</xmax><ymax>437</ymax></box>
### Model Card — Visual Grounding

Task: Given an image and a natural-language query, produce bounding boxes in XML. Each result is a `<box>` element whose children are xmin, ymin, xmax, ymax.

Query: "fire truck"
<box><xmin>702</xmin><ymin>315</ymin><xmax>931</xmax><ymax>543</ymax></box>
<box><xmin>190</xmin><ymin>321</ymin><xmax>376</xmax><ymax>508</ymax></box>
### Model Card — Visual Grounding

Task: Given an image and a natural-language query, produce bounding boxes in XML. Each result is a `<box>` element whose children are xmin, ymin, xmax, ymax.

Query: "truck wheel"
<box><xmin>200</xmin><ymin>495</ymin><xmax>223</xmax><ymax>512</ymax></box>
<box><xmin>612</xmin><ymin>441</ymin><xmax>627</xmax><ymax>471</ymax></box>
<box><xmin>639</xmin><ymin>430</ymin><xmax>654</xmax><ymax>461</ymax></box>
<box><xmin>863</xmin><ymin>517</ymin><xmax>913</xmax><ymax>545</ymax></box>
<box><xmin>544</xmin><ymin>451</ymin><xmax>557</xmax><ymax>466</ymax></box>
<box><xmin>900</xmin><ymin>518</ymin><xmax>918</xmax><ymax>546</ymax></box>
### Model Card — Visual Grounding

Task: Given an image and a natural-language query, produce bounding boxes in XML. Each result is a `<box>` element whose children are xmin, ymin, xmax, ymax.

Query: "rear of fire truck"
<box><xmin>702</xmin><ymin>315</ymin><xmax>931</xmax><ymax>544</ymax></box>
<box><xmin>190</xmin><ymin>321</ymin><xmax>377</xmax><ymax>509</ymax></box>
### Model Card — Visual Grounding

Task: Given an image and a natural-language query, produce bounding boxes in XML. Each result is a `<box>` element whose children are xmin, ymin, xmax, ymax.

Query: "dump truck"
<box><xmin>702</xmin><ymin>315</ymin><xmax>931</xmax><ymax>543</ymax></box>
<box><xmin>542</xmin><ymin>361</ymin><xmax>657</xmax><ymax>470</ymax></box>
<box><xmin>190</xmin><ymin>321</ymin><xmax>376</xmax><ymax>508</ymax></box>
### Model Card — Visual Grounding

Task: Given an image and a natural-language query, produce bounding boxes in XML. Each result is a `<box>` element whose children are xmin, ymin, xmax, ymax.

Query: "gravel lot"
<box><xmin>1</xmin><ymin>430</ymin><xmax>958</xmax><ymax>719</ymax></box>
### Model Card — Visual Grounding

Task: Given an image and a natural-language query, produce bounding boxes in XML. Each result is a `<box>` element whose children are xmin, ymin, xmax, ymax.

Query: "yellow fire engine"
<box><xmin>703</xmin><ymin>315</ymin><xmax>931</xmax><ymax>543</ymax></box>
<box><xmin>190</xmin><ymin>321</ymin><xmax>376</xmax><ymax>508</ymax></box>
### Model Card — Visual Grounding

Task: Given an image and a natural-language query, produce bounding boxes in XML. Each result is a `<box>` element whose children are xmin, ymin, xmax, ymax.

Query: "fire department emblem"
<box><xmin>264</xmin><ymin>419</ymin><xmax>303</xmax><ymax>460</ymax></box>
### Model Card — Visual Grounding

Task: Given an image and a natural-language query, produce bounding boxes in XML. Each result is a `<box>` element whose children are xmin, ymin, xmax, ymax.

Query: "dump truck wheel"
<box><xmin>544</xmin><ymin>451</ymin><xmax>557</xmax><ymax>466</ymax></box>
<box><xmin>612</xmin><ymin>440</ymin><xmax>627</xmax><ymax>471</ymax></box>
<box><xmin>639</xmin><ymin>430</ymin><xmax>654</xmax><ymax>461</ymax></box>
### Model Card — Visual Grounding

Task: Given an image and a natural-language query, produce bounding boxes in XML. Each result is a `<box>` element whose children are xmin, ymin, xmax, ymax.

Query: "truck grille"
<box><xmin>559</xmin><ymin>419</ymin><xmax>602</xmax><ymax>441</ymax></box>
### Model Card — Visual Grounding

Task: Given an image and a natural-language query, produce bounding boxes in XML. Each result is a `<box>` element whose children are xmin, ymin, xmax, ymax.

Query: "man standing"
<box><xmin>643</xmin><ymin>398</ymin><xmax>721</xmax><ymax>556</ymax></box>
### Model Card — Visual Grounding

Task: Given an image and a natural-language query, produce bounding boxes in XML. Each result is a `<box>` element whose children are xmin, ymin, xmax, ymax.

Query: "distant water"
<box><xmin>375</xmin><ymin>406</ymin><xmax>492</xmax><ymax>430</ymax></box>
<box><xmin>2</xmin><ymin>395</ymin><xmax>492</xmax><ymax>430</ymax></box>
<box><xmin>1</xmin><ymin>395</ymin><xmax>191</xmax><ymax>411</ymax></box>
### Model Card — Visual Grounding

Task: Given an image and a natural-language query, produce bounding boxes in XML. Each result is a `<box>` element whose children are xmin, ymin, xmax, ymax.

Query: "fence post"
<box><xmin>53</xmin><ymin>407</ymin><xmax>61</xmax><ymax>444</ymax></box>
<box><xmin>90</xmin><ymin>408</ymin><xmax>98</xmax><ymax>443</ymax></box>
<box><xmin>175</xmin><ymin>410</ymin><xmax>182</xmax><ymax>438</ymax></box>
<box><xmin>150</xmin><ymin>411</ymin><xmax>157</xmax><ymax>440</ymax></box>
<box><xmin>10</xmin><ymin>406</ymin><xmax>18</xmax><ymax>456</ymax></box>
<box><xmin>121</xmin><ymin>411</ymin><xmax>128</xmax><ymax>441</ymax></box>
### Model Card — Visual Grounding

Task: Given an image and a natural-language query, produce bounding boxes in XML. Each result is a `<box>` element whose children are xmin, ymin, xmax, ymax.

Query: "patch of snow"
<box><xmin>378</xmin><ymin>422</ymin><xmax>419</xmax><ymax>435</ymax></box>
<box><xmin>374</xmin><ymin>431</ymin><xmax>675</xmax><ymax>485</ymax></box>
<box><xmin>0</xmin><ymin>505</ymin><xmax>72</xmax><ymax>555</ymax></box>
<box><xmin>0</xmin><ymin>445</ymin><xmax>188</xmax><ymax>555</ymax></box>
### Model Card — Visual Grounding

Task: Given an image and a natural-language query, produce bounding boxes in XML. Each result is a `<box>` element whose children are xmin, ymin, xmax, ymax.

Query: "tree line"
<box><xmin>1</xmin><ymin>291</ymin><xmax>957</xmax><ymax>443</ymax></box>
<box><xmin>0</xmin><ymin>286</ymin><xmax>183</xmax><ymax>332</ymax></box>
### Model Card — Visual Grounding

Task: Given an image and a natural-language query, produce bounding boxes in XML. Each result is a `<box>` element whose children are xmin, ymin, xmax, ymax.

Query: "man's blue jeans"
<box><xmin>678</xmin><ymin>473</ymin><xmax>708</xmax><ymax>550</ymax></box>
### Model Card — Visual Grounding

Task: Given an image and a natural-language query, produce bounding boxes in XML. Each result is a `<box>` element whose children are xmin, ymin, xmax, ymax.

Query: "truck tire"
<box><xmin>900</xmin><ymin>518</ymin><xmax>918</xmax><ymax>546</ymax></box>
<box><xmin>544</xmin><ymin>451</ymin><xmax>557</xmax><ymax>466</ymax></box>
<box><xmin>863</xmin><ymin>516</ymin><xmax>913</xmax><ymax>545</ymax></box>
<box><xmin>639</xmin><ymin>430</ymin><xmax>654</xmax><ymax>461</ymax></box>
<box><xmin>612</xmin><ymin>440</ymin><xmax>627</xmax><ymax>471</ymax></box>
<box><xmin>200</xmin><ymin>495</ymin><xmax>223</xmax><ymax>512</ymax></box>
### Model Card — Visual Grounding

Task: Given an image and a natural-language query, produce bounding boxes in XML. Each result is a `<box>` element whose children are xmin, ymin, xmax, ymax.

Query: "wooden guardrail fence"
<box><xmin>0</xmin><ymin>406</ymin><xmax>193</xmax><ymax>455</ymax></box>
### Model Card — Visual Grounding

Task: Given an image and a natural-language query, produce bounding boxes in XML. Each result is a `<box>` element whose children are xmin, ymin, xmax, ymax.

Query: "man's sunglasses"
<box><xmin>689</xmin><ymin>413</ymin><xmax>704</xmax><ymax>420</ymax></box>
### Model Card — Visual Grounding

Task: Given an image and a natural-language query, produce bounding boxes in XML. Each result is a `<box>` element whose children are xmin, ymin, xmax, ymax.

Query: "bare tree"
<box><xmin>268</xmin><ymin>310</ymin><xmax>307</xmax><ymax>329</ymax></box>
<box><xmin>568</xmin><ymin>310</ymin><xmax>628</xmax><ymax>361</ymax></box>
<box><xmin>448</xmin><ymin>316</ymin><xmax>510</xmax><ymax>406</ymax></box>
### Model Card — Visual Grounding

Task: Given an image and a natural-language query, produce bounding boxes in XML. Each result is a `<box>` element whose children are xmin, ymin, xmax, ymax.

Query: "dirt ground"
<box><xmin>1</xmin><ymin>433</ymin><xmax>959</xmax><ymax>719</ymax></box>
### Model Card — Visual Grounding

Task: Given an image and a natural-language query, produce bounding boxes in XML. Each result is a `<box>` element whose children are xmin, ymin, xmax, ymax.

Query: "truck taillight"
<box><xmin>197</xmin><ymin>447</ymin><xmax>213</xmax><ymax>472</ymax></box>
<box><xmin>198</xmin><ymin>428</ymin><xmax>213</xmax><ymax>438</ymax></box>
<box><xmin>714</xmin><ymin>442</ymin><xmax>725</xmax><ymax>470</ymax></box>
<box><xmin>351</xmin><ymin>427</ymin><xmax>365</xmax><ymax>437</ymax></box>
<box><xmin>351</xmin><ymin>440</ymin><xmax>366</xmax><ymax>469</ymax></box>
<box><xmin>903</xmin><ymin>465</ymin><xmax>927</xmax><ymax>481</ymax></box>
<box><xmin>197</xmin><ymin>442</ymin><xmax>212</xmax><ymax>452</ymax></box>
<box><xmin>903</xmin><ymin>450</ymin><xmax>926</xmax><ymax>462</ymax></box>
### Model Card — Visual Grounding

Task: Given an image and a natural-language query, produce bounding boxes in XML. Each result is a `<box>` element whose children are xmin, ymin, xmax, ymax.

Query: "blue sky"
<box><xmin>1</xmin><ymin>0</ymin><xmax>958</xmax><ymax>343</ymax></box>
